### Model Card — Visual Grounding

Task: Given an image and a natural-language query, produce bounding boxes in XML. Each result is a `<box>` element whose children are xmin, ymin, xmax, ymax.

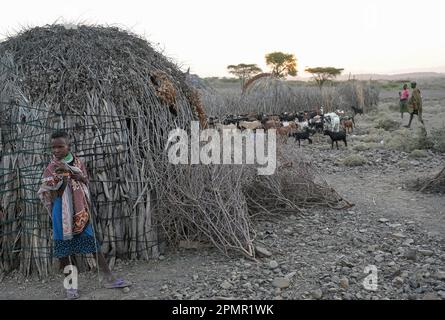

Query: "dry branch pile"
<box><xmin>243</xmin><ymin>146</ymin><xmax>353</xmax><ymax>217</ymax></box>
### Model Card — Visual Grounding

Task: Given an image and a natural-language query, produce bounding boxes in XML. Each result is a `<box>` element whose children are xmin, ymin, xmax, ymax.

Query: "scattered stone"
<box><xmin>255</xmin><ymin>246</ymin><xmax>272</xmax><ymax>257</ymax></box>
<box><xmin>405</xmin><ymin>248</ymin><xmax>417</xmax><ymax>261</ymax></box>
<box><xmin>158</xmin><ymin>255</ymin><xmax>165</xmax><ymax>261</ymax></box>
<box><xmin>418</xmin><ymin>249</ymin><xmax>434</xmax><ymax>257</ymax></box>
<box><xmin>269</xmin><ymin>261</ymin><xmax>279</xmax><ymax>269</ymax></box>
<box><xmin>393</xmin><ymin>233</ymin><xmax>406</xmax><ymax>239</ymax></box>
<box><xmin>311</xmin><ymin>289</ymin><xmax>323</xmax><ymax>300</ymax></box>
<box><xmin>375</xmin><ymin>255</ymin><xmax>385</xmax><ymax>263</ymax></box>
<box><xmin>123</xmin><ymin>287</ymin><xmax>130</xmax><ymax>293</ymax></box>
<box><xmin>272</xmin><ymin>278</ymin><xmax>290</xmax><ymax>289</ymax></box>
<box><xmin>403</xmin><ymin>239</ymin><xmax>414</xmax><ymax>246</ymax></box>
<box><xmin>434</xmin><ymin>271</ymin><xmax>445</xmax><ymax>281</ymax></box>
<box><xmin>393</xmin><ymin>277</ymin><xmax>404</xmax><ymax>288</ymax></box>
<box><xmin>422</xmin><ymin>293</ymin><xmax>441</xmax><ymax>300</ymax></box>
<box><xmin>378</xmin><ymin>218</ymin><xmax>390</xmax><ymax>223</ymax></box>
<box><xmin>339</xmin><ymin>259</ymin><xmax>355</xmax><ymax>268</ymax></box>
<box><xmin>284</xmin><ymin>228</ymin><xmax>293</xmax><ymax>235</ymax></box>
<box><xmin>339</xmin><ymin>278</ymin><xmax>349</xmax><ymax>289</ymax></box>
<box><xmin>221</xmin><ymin>281</ymin><xmax>232</xmax><ymax>290</ymax></box>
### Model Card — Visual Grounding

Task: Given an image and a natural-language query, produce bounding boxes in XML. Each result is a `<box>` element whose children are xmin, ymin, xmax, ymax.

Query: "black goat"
<box><xmin>324</xmin><ymin>130</ymin><xmax>347</xmax><ymax>150</ymax></box>
<box><xmin>223</xmin><ymin>115</ymin><xmax>248</xmax><ymax>126</ymax></box>
<box><xmin>295</xmin><ymin>113</ymin><xmax>305</xmax><ymax>123</ymax></box>
<box><xmin>351</xmin><ymin>106</ymin><xmax>363</xmax><ymax>116</ymax></box>
<box><xmin>308</xmin><ymin>116</ymin><xmax>324</xmax><ymax>133</ymax></box>
<box><xmin>291</xmin><ymin>128</ymin><xmax>314</xmax><ymax>147</ymax></box>
<box><xmin>280</xmin><ymin>112</ymin><xmax>298</xmax><ymax>122</ymax></box>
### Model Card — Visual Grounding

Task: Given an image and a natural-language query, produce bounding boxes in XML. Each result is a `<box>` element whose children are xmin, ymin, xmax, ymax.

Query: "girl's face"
<box><xmin>51</xmin><ymin>137</ymin><xmax>70</xmax><ymax>160</ymax></box>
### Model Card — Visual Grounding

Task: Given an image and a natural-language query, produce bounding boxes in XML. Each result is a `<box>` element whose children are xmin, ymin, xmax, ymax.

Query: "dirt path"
<box><xmin>326</xmin><ymin>169</ymin><xmax>445</xmax><ymax>237</ymax></box>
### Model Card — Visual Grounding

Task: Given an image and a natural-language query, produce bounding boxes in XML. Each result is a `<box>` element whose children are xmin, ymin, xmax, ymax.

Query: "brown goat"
<box><xmin>342</xmin><ymin>119</ymin><xmax>354</xmax><ymax>134</ymax></box>
<box><xmin>263</xmin><ymin>120</ymin><xmax>281</xmax><ymax>130</ymax></box>
<box><xmin>276</xmin><ymin>122</ymin><xmax>298</xmax><ymax>143</ymax></box>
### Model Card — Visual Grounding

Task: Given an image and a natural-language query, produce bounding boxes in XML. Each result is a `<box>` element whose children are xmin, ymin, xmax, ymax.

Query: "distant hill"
<box><xmin>336</xmin><ymin>72</ymin><xmax>445</xmax><ymax>81</ymax></box>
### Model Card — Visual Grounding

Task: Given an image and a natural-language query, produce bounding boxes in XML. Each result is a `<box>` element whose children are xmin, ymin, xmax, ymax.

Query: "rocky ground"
<box><xmin>1</xmin><ymin>95</ymin><xmax>444</xmax><ymax>300</ymax></box>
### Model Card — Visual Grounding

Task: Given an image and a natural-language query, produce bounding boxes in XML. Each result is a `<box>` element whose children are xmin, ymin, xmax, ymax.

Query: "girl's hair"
<box><xmin>51</xmin><ymin>130</ymin><xmax>69</xmax><ymax>141</ymax></box>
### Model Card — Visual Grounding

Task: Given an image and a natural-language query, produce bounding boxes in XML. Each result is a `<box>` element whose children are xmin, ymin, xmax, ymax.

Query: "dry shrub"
<box><xmin>375</xmin><ymin>116</ymin><xmax>401</xmax><ymax>131</ymax></box>
<box><xmin>409</xmin><ymin>149</ymin><xmax>429</xmax><ymax>159</ymax></box>
<box><xmin>430</xmin><ymin>125</ymin><xmax>445</xmax><ymax>153</ymax></box>
<box><xmin>341</xmin><ymin>154</ymin><xmax>367</xmax><ymax>167</ymax></box>
<box><xmin>353</xmin><ymin>143</ymin><xmax>380</xmax><ymax>151</ymax></box>
<box><xmin>384</xmin><ymin>127</ymin><xmax>432</xmax><ymax>152</ymax></box>
<box><xmin>387</xmin><ymin>104</ymin><xmax>400</xmax><ymax>112</ymax></box>
<box><xmin>243</xmin><ymin>146</ymin><xmax>353</xmax><ymax>214</ymax></box>
<box><xmin>353</xmin><ymin>143</ymin><xmax>371</xmax><ymax>151</ymax></box>
<box><xmin>361</xmin><ymin>134</ymin><xmax>383</xmax><ymax>143</ymax></box>
<box><xmin>398</xmin><ymin>160</ymin><xmax>410</xmax><ymax>169</ymax></box>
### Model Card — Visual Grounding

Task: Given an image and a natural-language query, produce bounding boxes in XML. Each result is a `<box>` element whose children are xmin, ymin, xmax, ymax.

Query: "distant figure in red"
<box><xmin>399</xmin><ymin>84</ymin><xmax>409</xmax><ymax>119</ymax></box>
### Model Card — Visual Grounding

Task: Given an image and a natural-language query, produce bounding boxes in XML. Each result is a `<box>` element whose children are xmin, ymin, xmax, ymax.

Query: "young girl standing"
<box><xmin>38</xmin><ymin>130</ymin><xmax>130</xmax><ymax>299</ymax></box>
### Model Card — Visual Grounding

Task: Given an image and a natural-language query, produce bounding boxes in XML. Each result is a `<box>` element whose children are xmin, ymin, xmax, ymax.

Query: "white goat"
<box><xmin>324</xmin><ymin>112</ymin><xmax>340</xmax><ymax>132</ymax></box>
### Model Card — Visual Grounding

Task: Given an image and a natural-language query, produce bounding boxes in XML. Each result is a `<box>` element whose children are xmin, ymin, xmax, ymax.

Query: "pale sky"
<box><xmin>1</xmin><ymin>0</ymin><xmax>444</xmax><ymax>78</ymax></box>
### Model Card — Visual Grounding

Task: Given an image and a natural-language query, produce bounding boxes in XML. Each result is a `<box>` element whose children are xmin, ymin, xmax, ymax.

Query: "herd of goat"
<box><xmin>207</xmin><ymin>106</ymin><xmax>364</xmax><ymax>150</ymax></box>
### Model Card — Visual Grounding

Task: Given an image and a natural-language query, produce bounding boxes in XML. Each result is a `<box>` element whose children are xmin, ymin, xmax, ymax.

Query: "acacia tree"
<box><xmin>305</xmin><ymin>67</ymin><xmax>344</xmax><ymax>89</ymax></box>
<box><xmin>227</xmin><ymin>63</ymin><xmax>262</xmax><ymax>89</ymax></box>
<box><xmin>265</xmin><ymin>52</ymin><xmax>297</xmax><ymax>78</ymax></box>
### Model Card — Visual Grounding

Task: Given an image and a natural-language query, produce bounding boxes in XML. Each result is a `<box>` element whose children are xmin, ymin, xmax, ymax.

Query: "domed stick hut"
<box><xmin>0</xmin><ymin>24</ymin><xmax>247</xmax><ymax>276</ymax></box>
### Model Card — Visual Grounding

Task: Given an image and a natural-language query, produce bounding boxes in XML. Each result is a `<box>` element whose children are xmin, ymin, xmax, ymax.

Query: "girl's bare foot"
<box><xmin>66</xmin><ymin>288</ymin><xmax>80</xmax><ymax>300</ymax></box>
<box><xmin>104</xmin><ymin>278</ymin><xmax>132</xmax><ymax>289</ymax></box>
